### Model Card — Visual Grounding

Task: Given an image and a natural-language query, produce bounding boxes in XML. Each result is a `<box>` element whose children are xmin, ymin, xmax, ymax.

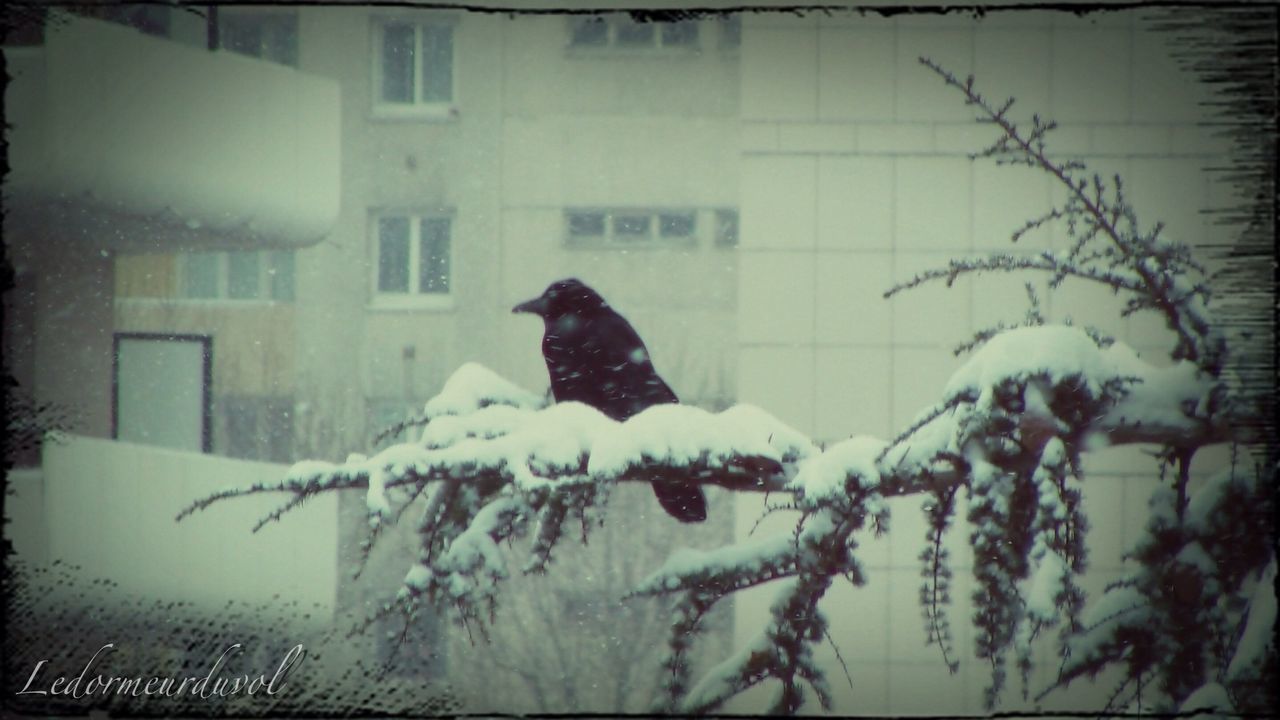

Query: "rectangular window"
<box><xmin>179</xmin><ymin>251</ymin><xmax>295</xmax><ymax>301</ymax></box>
<box><xmin>373</xmin><ymin>212</ymin><xmax>454</xmax><ymax>306</ymax></box>
<box><xmin>226</xmin><ymin>251</ymin><xmax>261</xmax><ymax>300</ymax></box>
<box><xmin>268</xmin><ymin>250</ymin><xmax>295</xmax><ymax>301</ymax></box>
<box><xmin>659</xmin><ymin>212</ymin><xmax>696</xmax><ymax>239</ymax></box>
<box><xmin>380</xmin><ymin>23</ymin><xmax>416</xmax><ymax>104</ymax></box>
<box><xmin>374</xmin><ymin>19</ymin><xmax>456</xmax><ymax>115</ymax></box>
<box><xmin>378</xmin><ymin>217</ymin><xmax>411</xmax><ymax>293</ymax></box>
<box><xmin>567</xmin><ymin>211</ymin><xmax>607</xmax><ymax>238</ymax></box>
<box><xmin>715</xmin><ymin>209</ymin><xmax>740</xmax><ymax>247</ymax></box>
<box><xmin>613</xmin><ymin>214</ymin><xmax>651</xmax><ymax>238</ymax></box>
<box><xmin>662</xmin><ymin>21</ymin><xmax>699</xmax><ymax>47</ymax></box>
<box><xmin>565</xmin><ymin>15</ymin><xmax>700</xmax><ymax>51</ymax></box>
<box><xmin>565</xmin><ymin>209</ymin><xmax>701</xmax><ymax>247</ymax></box>
<box><xmin>614</xmin><ymin>18</ymin><xmax>654</xmax><ymax>47</ymax></box>
<box><xmin>568</xmin><ymin>17</ymin><xmax>608</xmax><ymax>47</ymax></box>
<box><xmin>219</xmin><ymin>11</ymin><xmax>298</xmax><ymax>67</ymax></box>
<box><xmin>719</xmin><ymin>14</ymin><xmax>741</xmax><ymax>49</ymax></box>
<box><xmin>420</xmin><ymin>25</ymin><xmax>454</xmax><ymax>103</ymax></box>
<box><xmin>419</xmin><ymin>218</ymin><xmax>452</xmax><ymax>294</ymax></box>
<box><xmin>184</xmin><ymin>253</ymin><xmax>219</xmax><ymax>298</ymax></box>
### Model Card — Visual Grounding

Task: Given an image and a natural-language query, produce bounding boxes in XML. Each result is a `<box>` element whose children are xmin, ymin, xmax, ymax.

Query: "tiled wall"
<box><xmin>732</xmin><ymin>10</ymin><xmax>1236</xmax><ymax>714</ymax></box>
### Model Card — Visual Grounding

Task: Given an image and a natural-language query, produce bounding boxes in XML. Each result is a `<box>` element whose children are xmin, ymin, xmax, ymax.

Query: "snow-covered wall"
<box><xmin>733</xmin><ymin>9</ymin><xmax>1237</xmax><ymax>714</ymax></box>
<box><xmin>22</xmin><ymin>435</ymin><xmax>339</xmax><ymax>618</ymax></box>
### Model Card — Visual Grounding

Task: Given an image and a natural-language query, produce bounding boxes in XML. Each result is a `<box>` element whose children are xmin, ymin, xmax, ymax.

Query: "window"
<box><xmin>567</xmin><ymin>15</ymin><xmax>699</xmax><ymax>51</ymax></box>
<box><xmin>718</xmin><ymin>14</ymin><xmax>741</xmax><ymax>49</ymax></box>
<box><xmin>180</xmin><ymin>251</ymin><xmax>295</xmax><ymax>301</ymax></box>
<box><xmin>565</xmin><ymin>209</ymin><xmax>699</xmax><ymax>247</ymax></box>
<box><xmin>222</xmin><ymin>395</ymin><xmax>294</xmax><ymax>462</ymax></box>
<box><xmin>373</xmin><ymin>18</ymin><xmax>456</xmax><ymax>116</ymax></box>
<box><xmin>715</xmin><ymin>209</ymin><xmax>739</xmax><ymax>247</ymax></box>
<box><xmin>219</xmin><ymin>11</ymin><xmax>298</xmax><ymax>67</ymax></box>
<box><xmin>373</xmin><ymin>212</ymin><xmax>454</xmax><ymax>307</ymax></box>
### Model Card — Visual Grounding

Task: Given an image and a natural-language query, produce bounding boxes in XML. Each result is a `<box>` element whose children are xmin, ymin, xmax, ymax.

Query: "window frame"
<box><xmin>176</xmin><ymin>250</ymin><xmax>295</xmax><ymax>303</ymax></box>
<box><xmin>370</xmin><ymin>15</ymin><xmax>459</xmax><ymax>120</ymax></box>
<box><xmin>564</xmin><ymin>208</ymin><xmax>701</xmax><ymax>249</ymax></box>
<box><xmin>566</xmin><ymin>15</ymin><xmax>701</xmax><ymax>54</ymax></box>
<box><xmin>216</xmin><ymin>8</ymin><xmax>299</xmax><ymax>67</ymax></box>
<box><xmin>369</xmin><ymin>209</ymin><xmax>456</xmax><ymax>311</ymax></box>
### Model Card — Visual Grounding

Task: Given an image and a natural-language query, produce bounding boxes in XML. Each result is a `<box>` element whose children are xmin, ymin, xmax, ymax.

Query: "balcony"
<box><xmin>5</xmin><ymin>435</ymin><xmax>339</xmax><ymax>617</ymax></box>
<box><xmin>4</xmin><ymin>14</ymin><xmax>340</xmax><ymax>251</ymax></box>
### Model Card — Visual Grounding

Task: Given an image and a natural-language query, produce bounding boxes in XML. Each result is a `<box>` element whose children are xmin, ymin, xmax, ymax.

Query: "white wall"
<box><xmin>733</xmin><ymin>9</ymin><xmax>1237</xmax><ymax>715</ymax></box>
<box><xmin>12</xmin><ymin>435</ymin><xmax>339</xmax><ymax>619</ymax></box>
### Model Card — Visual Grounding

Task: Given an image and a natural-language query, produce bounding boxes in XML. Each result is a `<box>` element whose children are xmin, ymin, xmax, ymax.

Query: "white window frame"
<box><xmin>370</xmin><ymin>16</ymin><xmax>459</xmax><ymax>120</ymax></box>
<box><xmin>566</xmin><ymin>15</ymin><xmax>701</xmax><ymax>54</ymax></box>
<box><xmin>369</xmin><ymin>210</ymin><xmax>456</xmax><ymax>311</ymax></box>
<box><xmin>176</xmin><ymin>250</ymin><xmax>294</xmax><ymax>303</ymax></box>
<box><xmin>564</xmin><ymin>208</ymin><xmax>701</xmax><ymax>248</ymax></box>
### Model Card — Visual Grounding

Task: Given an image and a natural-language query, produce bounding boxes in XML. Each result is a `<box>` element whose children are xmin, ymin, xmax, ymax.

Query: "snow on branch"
<box><xmin>179</xmin><ymin>320</ymin><xmax>1229</xmax><ymax>712</ymax></box>
<box><xmin>175</xmin><ymin>62</ymin><xmax>1267</xmax><ymax>716</ymax></box>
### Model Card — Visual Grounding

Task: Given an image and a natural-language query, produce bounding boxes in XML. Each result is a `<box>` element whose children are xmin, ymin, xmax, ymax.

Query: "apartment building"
<box><xmin>113</xmin><ymin>8</ymin><xmax>743</xmax><ymax>465</ymax></box>
<box><xmin>6</xmin><ymin>4</ymin><xmax>1256</xmax><ymax>715</ymax></box>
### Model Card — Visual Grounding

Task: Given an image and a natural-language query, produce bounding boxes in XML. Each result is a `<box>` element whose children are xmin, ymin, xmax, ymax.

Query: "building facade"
<box><xmin>6</xmin><ymin>4</ymin><xmax>1258</xmax><ymax>716</ymax></box>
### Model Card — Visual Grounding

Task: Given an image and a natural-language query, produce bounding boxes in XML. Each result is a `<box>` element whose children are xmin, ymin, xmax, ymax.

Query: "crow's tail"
<box><xmin>651</xmin><ymin>479</ymin><xmax>708</xmax><ymax>523</ymax></box>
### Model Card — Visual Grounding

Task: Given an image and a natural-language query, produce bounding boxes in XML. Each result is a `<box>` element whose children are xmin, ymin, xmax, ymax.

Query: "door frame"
<box><xmin>111</xmin><ymin>332</ymin><xmax>213</xmax><ymax>453</ymax></box>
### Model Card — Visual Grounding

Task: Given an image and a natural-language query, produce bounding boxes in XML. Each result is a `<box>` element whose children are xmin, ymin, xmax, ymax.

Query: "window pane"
<box><xmin>615</xmin><ymin>19</ymin><xmax>654</xmax><ymax>46</ymax></box>
<box><xmin>419</xmin><ymin>218</ymin><xmax>451</xmax><ymax>294</ymax></box>
<box><xmin>184</xmin><ymin>253</ymin><xmax>218</xmax><ymax>298</ymax></box>
<box><xmin>613</xmin><ymin>214</ymin><xmax>651</xmax><ymax>238</ymax></box>
<box><xmin>661</xmin><ymin>21</ymin><xmax>698</xmax><ymax>47</ymax></box>
<box><xmin>659</xmin><ymin>212</ymin><xmax>696</xmax><ymax>238</ymax></box>
<box><xmin>268</xmin><ymin>250</ymin><xmax>295</xmax><ymax>301</ymax></box>
<box><xmin>420</xmin><ymin>24</ymin><xmax>453</xmax><ymax>103</ymax></box>
<box><xmin>381</xmin><ymin>23</ymin><xmax>415</xmax><ymax>104</ymax></box>
<box><xmin>567</xmin><ymin>211</ymin><xmax>606</xmax><ymax>237</ymax></box>
<box><xmin>261</xmin><ymin>15</ymin><xmax>299</xmax><ymax>67</ymax></box>
<box><xmin>378</xmin><ymin>217</ymin><xmax>411</xmax><ymax>293</ymax></box>
<box><xmin>569</xmin><ymin>17</ymin><xmax>607</xmax><ymax>46</ymax></box>
<box><xmin>719</xmin><ymin>14</ymin><xmax>741</xmax><ymax>48</ymax></box>
<box><xmin>716</xmin><ymin>209</ymin><xmax>739</xmax><ymax>247</ymax></box>
<box><xmin>227</xmin><ymin>251</ymin><xmax>261</xmax><ymax>299</ymax></box>
<box><xmin>220</xmin><ymin>15</ymin><xmax>263</xmax><ymax>58</ymax></box>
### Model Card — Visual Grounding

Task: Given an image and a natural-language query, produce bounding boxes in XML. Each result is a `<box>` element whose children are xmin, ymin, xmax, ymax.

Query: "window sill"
<box><xmin>115</xmin><ymin>296</ymin><xmax>293</xmax><ymax>307</ymax></box>
<box><xmin>564</xmin><ymin>45</ymin><xmax>702</xmax><ymax>59</ymax></box>
<box><xmin>565</xmin><ymin>237</ymin><xmax>699</xmax><ymax>251</ymax></box>
<box><xmin>370</xmin><ymin>103</ymin><xmax>460</xmax><ymax>123</ymax></box>
<box><xmin>368</xmin><ymin>294</ymin><xmax>455</xmax><ymax>312</ymax></box>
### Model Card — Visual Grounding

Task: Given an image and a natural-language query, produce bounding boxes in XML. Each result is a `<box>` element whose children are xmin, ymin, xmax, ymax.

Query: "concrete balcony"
<box><xmin>5</xmin><ymin>435</ymin><xmax>339</xmax><ymax>617</ymax></box>
<box><xmin>4</xmin><ymin>14</ymin><xmax>340</xmax><ymax>252</ymax></box>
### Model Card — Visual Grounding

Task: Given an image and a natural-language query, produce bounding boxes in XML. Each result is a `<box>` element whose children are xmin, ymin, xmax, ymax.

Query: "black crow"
<box><xmin>513</xmin><ymin>278</ymin><xmax>708</xmax><ymax>523</ymax></box>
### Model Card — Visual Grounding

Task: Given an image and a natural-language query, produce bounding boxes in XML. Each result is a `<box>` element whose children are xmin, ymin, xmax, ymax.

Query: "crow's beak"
<box><xmin>512</xmin><ymin>295</ymin><xmax>547</xmax><ymax>316</ymax></box>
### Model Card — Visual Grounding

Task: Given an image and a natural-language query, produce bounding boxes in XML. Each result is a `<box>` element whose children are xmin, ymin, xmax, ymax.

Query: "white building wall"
<box><xmin>733</xmin><ymin>10</ymin><xmax>1235</xmax><ymax>714</ymax></box>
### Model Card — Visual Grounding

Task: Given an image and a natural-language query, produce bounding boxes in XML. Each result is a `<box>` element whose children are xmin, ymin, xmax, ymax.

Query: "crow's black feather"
<box><xmin>513</xmin><ymin>278</ymin><xmax>708</xmax><ymax>523</ymax></box>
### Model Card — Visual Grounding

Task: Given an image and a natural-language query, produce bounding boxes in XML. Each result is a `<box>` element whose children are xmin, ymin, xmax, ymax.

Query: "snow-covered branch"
<box><xmin>176</xmin><ymin>61</ymin><xmax>1271</xmax><ymax>716</ymax></box>
<box><xmin>179</xmin><ymin>323</ymin><xmax>1235</xmax><ymax>712</ymax></box>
